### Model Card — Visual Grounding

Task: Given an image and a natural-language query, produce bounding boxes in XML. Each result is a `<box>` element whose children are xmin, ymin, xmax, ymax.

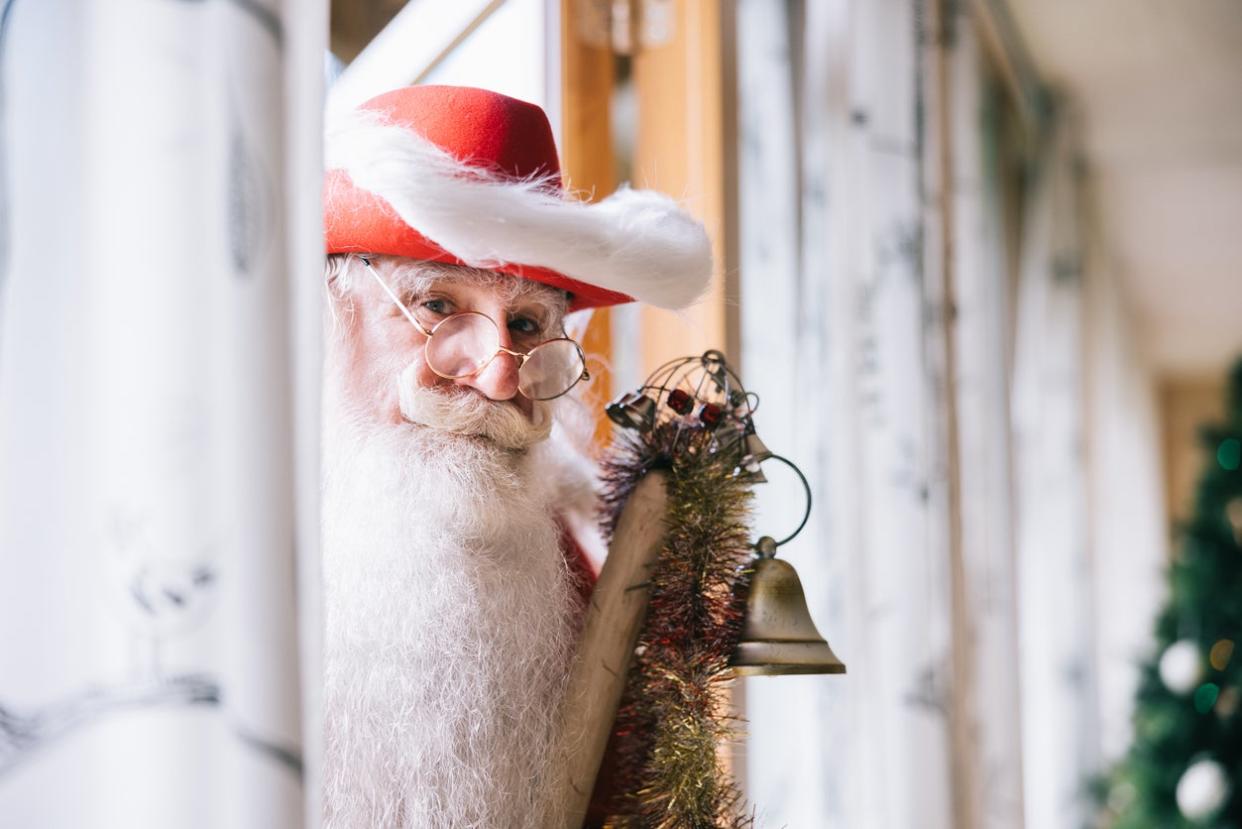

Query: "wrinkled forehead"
<box><xmin>377</xmin><ymin>256</ymin><xmax>569</xmax><ymax>316</ymax></box>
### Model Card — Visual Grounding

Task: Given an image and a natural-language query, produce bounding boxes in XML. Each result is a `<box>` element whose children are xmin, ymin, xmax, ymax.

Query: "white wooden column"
<box><xmin>946</xmin><ymin>14</ymin><xmax>1026</xmax><ymax>828</ymax></box>
<box><xmin>738</xmin><ymin>0</ymin><xmax>956</xmax><ymax>825</ymax></box>
<box><xmin>0</xmin><ymin>0</ymin><xmax>323</xmax><ymax>824</ymax></box>
<box><xmin>848</xmin><ymin>0</ymin><xmax>957</xmax><ymax>824</ymax></box>
<box><xmin>1081</xmin><ymin>225</ymin><xmax>1168</xmax><ymax>768</ymax></box>
<box><xmin>735</xmin><ymin>2</ymin><xmax>826</xmax><ymax>825</ymax></box>
<box><xmin>1011</xmin><ymin>116</ymin><xmax>1099</xmax><ymax>829</ymax></box>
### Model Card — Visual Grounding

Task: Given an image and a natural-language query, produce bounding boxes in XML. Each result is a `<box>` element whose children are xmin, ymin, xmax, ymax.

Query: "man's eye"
<box><xmin>421</xmin><ymin>298</ymin><xmax>451</xmax><ymax>316</ymax></box>
<box><xmin>509</xmin><ymin>316</ymin><xmax>541</xmax><ymax>337</ymax></box>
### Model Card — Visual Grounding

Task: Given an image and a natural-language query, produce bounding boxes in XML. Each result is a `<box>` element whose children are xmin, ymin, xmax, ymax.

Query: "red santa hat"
<box><xmin>324</xmin><ymin>85</ymin><xmax>713</xmax><ymax>311</ymax></box>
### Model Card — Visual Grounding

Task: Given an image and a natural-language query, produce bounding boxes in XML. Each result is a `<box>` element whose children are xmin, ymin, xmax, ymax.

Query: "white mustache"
<box><xmin>397</xmin><ymin>365</ymin><xmax>554</xmax><ymax>451</ymax></box>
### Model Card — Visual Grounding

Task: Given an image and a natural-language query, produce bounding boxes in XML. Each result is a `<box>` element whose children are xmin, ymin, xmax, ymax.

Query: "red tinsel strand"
<box><xmin>598</xmin><ymin>422</ymin><xmax>756</xmax><ymax>827</ymax></box>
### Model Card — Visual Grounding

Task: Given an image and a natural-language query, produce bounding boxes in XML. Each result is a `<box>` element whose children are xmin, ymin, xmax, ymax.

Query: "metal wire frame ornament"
<box><xmin>604</xmin><ymin>348</ymin><xmax>812</xmax><ymax>551</ymax></box>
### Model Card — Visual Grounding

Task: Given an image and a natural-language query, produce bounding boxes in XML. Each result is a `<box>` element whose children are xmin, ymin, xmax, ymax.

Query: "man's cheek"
<box><xmin>392</xmin><ymin>358</ymin><xmax>447</xmax><ymax>413</ymax></box>
<box><xmin>346</xmin><ymin>353</ymin><xmax>414</xmax><ymax>423</ymax></box>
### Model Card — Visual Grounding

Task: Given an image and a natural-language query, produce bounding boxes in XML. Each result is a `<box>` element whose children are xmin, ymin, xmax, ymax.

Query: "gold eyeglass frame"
<box><xmin>358</xmin><ymin>255</ymin><xmax>590</xmax><ymax>401</ymax></box>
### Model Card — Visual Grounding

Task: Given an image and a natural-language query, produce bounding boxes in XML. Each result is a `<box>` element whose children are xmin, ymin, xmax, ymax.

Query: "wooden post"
<box><xmin>555</xmin><ymin>472</ymin><xmax>669</xmax><ymax>829</ymax></box>
<box><xmin>560</xmin><ymin>0</ymin><xmax>618</xmax><ymax>449</ymax></box>
<box><xmin>922</xmin><ymin>1</ymin><xmax>977</xmax><ymax>826</ymax></box>
<box><xmin>632</xmin><ymin>0</ymin><xmax>738</xmax><ymax>370</ymax></box>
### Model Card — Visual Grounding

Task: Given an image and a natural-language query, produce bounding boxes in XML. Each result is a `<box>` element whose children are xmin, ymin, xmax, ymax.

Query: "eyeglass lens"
<box><xmin>426</xmin><ymin>314</ymin><xmax>497</xmax><ymax>377</ymax></box>
<box><xmin>424</xmin><ymin>313</ymin><xmax>585</xmax><ymax>400</ymax></box>
<box><xmin>518</xmin><ymin>339</ymin><xmax>585</xmax><ymax>400</ymax></box>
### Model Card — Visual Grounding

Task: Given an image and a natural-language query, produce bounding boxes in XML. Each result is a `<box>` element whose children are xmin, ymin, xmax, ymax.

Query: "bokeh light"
<box><xmin>1194</xmin><ymin>683</ymin><xmax>1221</xmax><ymax>714</ymax></box>
<box><xmin>1210</xmin><ymin>639</ymin><xmax>1234</xmax><ymax>671</ymax></box>
<box><xmin>1218</xmin><ymin>438</ymin><xmax>1241</xmax><ymax>471</ymax></box>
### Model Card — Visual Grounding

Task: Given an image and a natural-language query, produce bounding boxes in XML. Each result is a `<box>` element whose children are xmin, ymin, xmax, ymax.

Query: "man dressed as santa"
<box><xmin>319</xmin><ymin>85</ymin><xmax>710</xmax><ymax>828</ymax></box>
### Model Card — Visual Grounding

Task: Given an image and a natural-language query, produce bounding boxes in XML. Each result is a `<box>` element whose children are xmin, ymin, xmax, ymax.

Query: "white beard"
<box><xmin>321</xmin><ymin>387</ymin><xmax>580</xmax><ymax>828</ymax></box>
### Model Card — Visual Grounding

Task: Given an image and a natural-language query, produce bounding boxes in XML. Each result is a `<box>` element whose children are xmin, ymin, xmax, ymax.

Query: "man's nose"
<box><xmin>456</xmin><ymin>344</ymin><xmax>521</xmax><ymax>401</ymax></box>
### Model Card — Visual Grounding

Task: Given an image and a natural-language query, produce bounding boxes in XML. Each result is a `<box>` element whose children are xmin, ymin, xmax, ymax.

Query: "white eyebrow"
<box><xmin>378</xmin><ymin>259</ymin><xmax>569</xmax><ymax>329</ymax></box>
<box><xmin>383</xmin><ymin>266</ymin><xmax>439</xmax><ymax>298</ymax></box>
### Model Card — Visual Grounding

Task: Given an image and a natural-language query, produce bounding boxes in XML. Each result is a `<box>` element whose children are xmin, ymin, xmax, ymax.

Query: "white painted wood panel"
<box><xmin>947</xmin><ymin>16</ymin><xmax>1026</xmax><ymax>828</ymax></box>
<box><xmin>1011</xmin><ymin>120</ymin><xmax>1099</xmax><ymax>829</ymax></box>
<box><xmin>738</xmin><ymin>0</ymin><xmax>955</xmax><ymax>825</ymax></box>
<box><xmin>0</xmin><ymin>0</ymin><xmax>320</xmax><ymax>823</ymax></box>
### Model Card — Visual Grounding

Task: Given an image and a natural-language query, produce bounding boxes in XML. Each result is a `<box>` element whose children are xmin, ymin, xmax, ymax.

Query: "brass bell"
<box><xmin>731</xmin><ymin>536</ymin><xmax>846</xmax><ymax>676</ymax></box>
<box><xmin>731</xmin><ymin>432</ymin><xmax>771</xmax><ymax>483</ymax></box>
<box><xmin>605</xmin><ymin>392</ymin><xmax>657</xmax><ymax>432</ymax></box>
<box><xmin>743</xmin><ymin>431</ymin><xmax>771</xmax><ymax>461</ymax></box>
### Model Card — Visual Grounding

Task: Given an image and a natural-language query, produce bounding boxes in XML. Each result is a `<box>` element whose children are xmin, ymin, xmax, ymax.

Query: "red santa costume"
<box><xmin>319</xmin><ymin>86</ymin><xmax>711</xmax><ymax>828</ymax></box>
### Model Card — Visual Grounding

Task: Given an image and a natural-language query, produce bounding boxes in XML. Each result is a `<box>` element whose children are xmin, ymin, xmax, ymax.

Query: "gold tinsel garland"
<box><xmin>598</xmin><ymin>420</ymin><xmax>756</xmax><ymax>828</ymax></box>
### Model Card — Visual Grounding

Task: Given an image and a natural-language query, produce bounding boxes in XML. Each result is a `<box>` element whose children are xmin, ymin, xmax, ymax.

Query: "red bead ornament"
<box><xmin>698</xmin><ymin>402</ymin><xmax>723</xmax><ymax>427</ymax></box>
<box><xmin>667</xmin><ymin>388</ymin><xmax>694</xmax><ymax>414</ymax></box>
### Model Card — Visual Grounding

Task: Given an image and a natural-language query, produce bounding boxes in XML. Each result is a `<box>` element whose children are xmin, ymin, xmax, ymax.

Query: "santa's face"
<box><xmin>327</xmin><ymin>254</ymin><xmax>570</xmax><ymax>425</ymax></box>
<box><xmin>320</xmin><ymin>255</ymin><xmax>581</xmax><ymax>829</ymax></box>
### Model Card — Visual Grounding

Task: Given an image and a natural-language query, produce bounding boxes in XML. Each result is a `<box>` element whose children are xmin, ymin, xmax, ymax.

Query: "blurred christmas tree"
<box><xmin>1102</xmin><ymin>360</ymin><xmax>1242</xmax><ymax>827</ymax></box>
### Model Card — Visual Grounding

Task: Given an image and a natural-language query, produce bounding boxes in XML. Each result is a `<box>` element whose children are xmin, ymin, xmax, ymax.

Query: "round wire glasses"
<box><xmin>360</xmin><ymin>256</ymin><xmax>590</xmax><ymax>401</ymax></box>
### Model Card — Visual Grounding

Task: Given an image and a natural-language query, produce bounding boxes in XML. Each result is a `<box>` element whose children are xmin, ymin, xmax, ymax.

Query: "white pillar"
<box><xmin>0</xmin><ymin>0</ymin><xmax>321</xmax><ymax>824</ymax></box>
<box><xmin>1011</xmin><ymin>117</ymin><xmax>1099</xmax><ymax>829</ymax></box>
<box><xmin>947</xmin><ymin>16</ymin><xmax>1026</xmax><ymax>828</ymax></box>
<box><xmin>738</xmin><ymin>0</ymin><xmax>956</xmax><ymax>825</ymax></box>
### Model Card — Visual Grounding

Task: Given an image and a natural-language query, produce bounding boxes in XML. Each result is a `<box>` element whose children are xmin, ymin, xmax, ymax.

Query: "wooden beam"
<box><xmin>923</xmin><ymin>1</ymin><xmax>976</xmax><ymax>826</ymax></box>
<box><xmin>329</xmin><ymin>0</ymin><xmax>406</xmax><ymax>63</ymax></box>
<box><xmin>560</xmin><ymin>0</ymin><xmax>618</xmax><ymax>450</ymax></box>
<box><xmin>560</xmin><ymin>0</ymin><xmax>616</xmax><ymax>199</ymax></box>
<box><xmin>632</xmin><ymin>0</ymin><xmax>738</xmax><ymax>371</ymax></box>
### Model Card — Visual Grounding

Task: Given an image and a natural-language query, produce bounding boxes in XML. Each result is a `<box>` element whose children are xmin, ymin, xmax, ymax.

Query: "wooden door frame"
<box><xmin>632</xmin><ymin>0</ymin><xmax>739</xmax><ymax>370</ymax></box>
<box><xmin>559</xmin><ymin>0</ymin><xmax>739</xmax><ymax>441</ymax></box>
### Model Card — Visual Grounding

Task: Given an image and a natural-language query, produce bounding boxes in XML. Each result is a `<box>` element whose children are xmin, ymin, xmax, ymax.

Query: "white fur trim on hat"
<box><xmin>325</xmin><ymin>109</ymin><xmax>712</xmax><ymax>311</ymax></box>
